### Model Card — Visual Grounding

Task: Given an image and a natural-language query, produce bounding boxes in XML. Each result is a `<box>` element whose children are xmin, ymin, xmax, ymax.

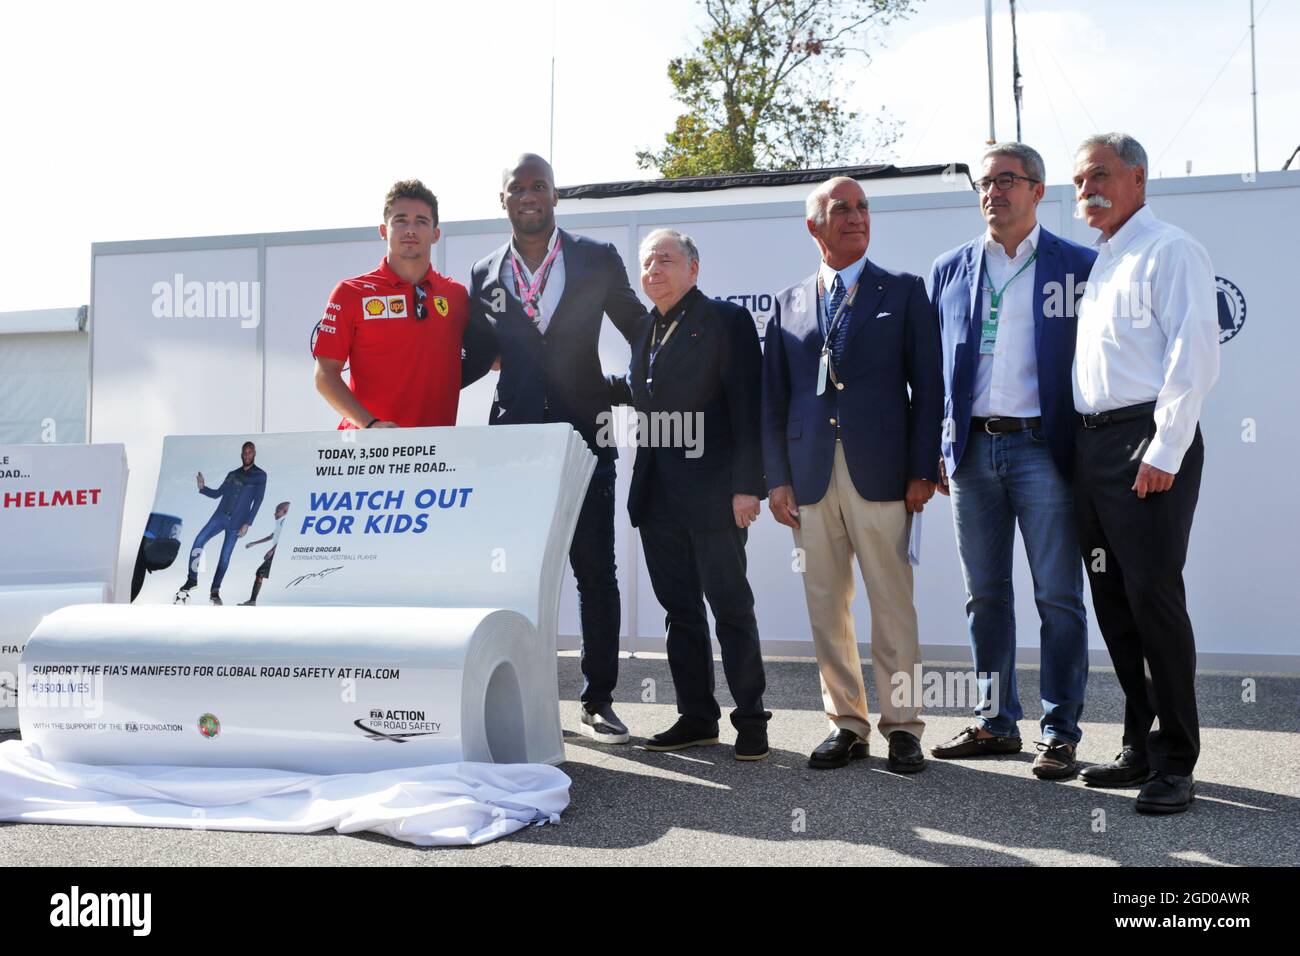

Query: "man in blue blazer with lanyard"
<box><xmin>463</xmin><ymin>153</ymin><xmax>647</xmax><ymax>746</ymax></box>
<box><xmin>928</xmin><ymin>142</ymin><xmax>1097</xmax><ymax>778</ymax></box>
<box><xmin>762</xmin><ymin>176</ymin><xmax>943</xmax><ymax>772</ymax></box>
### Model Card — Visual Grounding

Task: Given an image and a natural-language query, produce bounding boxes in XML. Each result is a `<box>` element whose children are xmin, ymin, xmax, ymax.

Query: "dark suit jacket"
<box><xmin>464</xmin><ymin>228</ymin><xmax>647</xmax><ymax>464</ymax></box>
<box><xmin>761</xmin><ymin>257</ymin><xmax>943</xmax><ymax>506</ymax></box>
<box><xmin>929</xmin><ymin>226</ymin><xmax>1097</xmax><ymax>480</ymax></box>
<box><xmin>625</xmin><ymin>288</ymin><xmax>766</xmax><ymax>531</ymax></box>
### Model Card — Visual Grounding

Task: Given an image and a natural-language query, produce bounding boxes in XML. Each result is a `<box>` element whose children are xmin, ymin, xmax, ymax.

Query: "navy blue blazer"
<box><xmin>929</xmin><ymin>226</ymin><xmax>1096</xmax><ymax>480</ymax></box>
<box><xmin>464</xmin><ymin>229</ymin><xmax>647</xmax><ymax>464</ymax></box>
<box><xmin>625</xmin><ymin>288</ymin><xmax>766</xmax><ymax>531</ymax></box>
<box><xmin>761</xmin><ymin>258</ymin><xmax>944</xmax><ymax>506</ymax></box>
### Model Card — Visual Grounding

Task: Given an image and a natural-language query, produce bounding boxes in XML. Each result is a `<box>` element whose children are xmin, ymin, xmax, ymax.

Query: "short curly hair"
<box><xmin>383</xmin><ymin>180</ymin><xmax>439</xmax><ymax>226</ymax></box>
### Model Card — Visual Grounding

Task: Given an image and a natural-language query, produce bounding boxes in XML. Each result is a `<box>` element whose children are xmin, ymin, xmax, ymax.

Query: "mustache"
<box><xmin>1074</xmin><ymin>194</ymin><xmax>1113</xmax><ymax>220</ymax></box>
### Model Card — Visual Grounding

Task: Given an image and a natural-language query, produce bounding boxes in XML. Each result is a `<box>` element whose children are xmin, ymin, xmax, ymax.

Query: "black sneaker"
<box><xmin>1032</xmin><ymin>739</ymin><xmax>1079</xmax><ymax>779</ymax></box>
<box><xmin>577</xmin><ymin>704</ymin><xmax>629</xmax><ymax>744</ymax></box>
<box><xmin>644</xmin><ymin>716</ymin><xmax>720</xmax><ymax>752</ymax></box>
<box><xmin>1080</xmin><ymin>746</ymin><xmax>1150</xmax><ymax>788</ymax></box>
<box><xmin>734</xmin><ymin>726</ymin><xmax>770</xmax><ymax>762</ymax></box>
<box><xmin>209</xmin><ymin>592</ymin><xmax>223</xmax><ymax>606</ymax></box>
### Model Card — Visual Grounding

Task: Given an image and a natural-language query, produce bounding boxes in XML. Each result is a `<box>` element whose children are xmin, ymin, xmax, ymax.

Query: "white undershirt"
<box><xmin>973</xmin><ymin>222</ymin><xmax>1041</xmax><ymax>418</ymax></box>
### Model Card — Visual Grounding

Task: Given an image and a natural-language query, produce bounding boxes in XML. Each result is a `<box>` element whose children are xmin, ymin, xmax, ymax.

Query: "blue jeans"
<box><xmin>572</xmin><ymin>466</ymin><xmax>622</xmax><ymax>708</ymax></box>
<box><xmin>949</xmin><ymin>427</ymin><xmax>1088</xmax><ymax>743</ymax></box>
<box><xmin>186</xmin><ymin>511</ymin><xmax>240</xmax><ymax>592</ymax></box>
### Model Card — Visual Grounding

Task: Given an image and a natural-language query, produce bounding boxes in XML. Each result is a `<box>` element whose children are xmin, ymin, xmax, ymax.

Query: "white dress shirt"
<box><xmin>1073</xmin><ymin>205</ymin><xmax>1220</xmax><ymax>474</ymax></box>
<box><xmin>818</xmin><ymin>252</ymin><xmax>868</xmax><ymax>321</ymax></box>
<box><xmin>973</xmin><ymin>222</ymin><xmax>1042</xmax><ymax>418</ymax></box>
<box><xmin>500</xmin><ymin>227</ymin><xmax>566</xmax><ymax>334</ymax></box>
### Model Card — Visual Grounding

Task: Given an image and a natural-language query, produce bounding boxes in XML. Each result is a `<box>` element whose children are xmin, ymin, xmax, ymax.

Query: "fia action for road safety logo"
<box><xmin>197</xmin><ymin>713</ymin><xmax>221</xmax><ymax>739</ymax></box>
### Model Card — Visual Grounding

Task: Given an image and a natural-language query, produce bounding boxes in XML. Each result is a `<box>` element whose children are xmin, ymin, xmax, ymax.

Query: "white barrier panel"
<box><xmin>0</xmin><ymin>442</ymin><xmax>127</xmax><ymax>730</ymax></box>
<box><xmin>21</xmin><ymin>604</ymin><xmax>560</xmax><ymax>771</ymax></box>
<box><xmin>0</xmin><ymin>583</ymin><xmax>108</xmax><ymax>731</ymax></box>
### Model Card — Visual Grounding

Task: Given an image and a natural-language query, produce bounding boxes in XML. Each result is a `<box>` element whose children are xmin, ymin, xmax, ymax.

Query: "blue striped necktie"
<box><xmin>827</xmin><ymin>274</ymin><xmax>849</xmax><ymax>368</ymax></box>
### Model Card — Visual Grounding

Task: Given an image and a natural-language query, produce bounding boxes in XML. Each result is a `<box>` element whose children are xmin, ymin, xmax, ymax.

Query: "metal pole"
<box><xmin>985</xmin><ymin>0</ymin><xmax>996</xmax><ymax>144</ymax></box>
<box><xmin>1011</xmin><ymin>0</ymin><xmax>1023</xmax><ymax>142</ymax></box>
<box><xmin>549</xmin><ymin>0</ymin><xmax>557</xmax><ymax>162</ymax></box>
<box><xmin>1250</xmin><ymin>0</ymin><xmax>1259</xmax><ymax>174</ymax></box>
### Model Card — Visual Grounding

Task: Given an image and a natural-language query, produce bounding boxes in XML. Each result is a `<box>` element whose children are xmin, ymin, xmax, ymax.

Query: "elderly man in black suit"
<box><xmin>626</xmin><ymin>228</ymin><xmax>771</xmax><ymax>761</ymax></box>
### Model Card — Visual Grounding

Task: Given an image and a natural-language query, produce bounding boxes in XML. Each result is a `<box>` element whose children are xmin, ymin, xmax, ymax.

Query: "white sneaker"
<box><xmin>578</xmin><ymin>704</ymin><xmax>630</xmax><ymax>744</ymax></box>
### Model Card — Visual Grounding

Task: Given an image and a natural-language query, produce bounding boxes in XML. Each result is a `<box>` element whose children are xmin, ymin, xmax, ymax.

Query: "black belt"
<box><xmin>971</xmin><ymin>415</ymin><xmax>1041</xmax><ymax>435</ymax></box>
<box><xmin>1080</xmin><ymin>401</ymin><xmax>1157</xmax><ymax>430</ymax></box>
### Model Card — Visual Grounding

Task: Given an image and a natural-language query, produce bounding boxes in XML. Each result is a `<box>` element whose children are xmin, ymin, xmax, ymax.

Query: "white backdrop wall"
<box><xmin>89</xmin><ymin>173</ymin><xmax>1300</xmax><ymax>670</ymax></box>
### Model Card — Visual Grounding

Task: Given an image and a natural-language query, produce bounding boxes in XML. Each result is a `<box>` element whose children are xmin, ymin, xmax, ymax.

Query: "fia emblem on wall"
<box><xmin>1216</xmin><ymin>277</ymin><xmax>1246</xmax><ymax>344</ymax></box>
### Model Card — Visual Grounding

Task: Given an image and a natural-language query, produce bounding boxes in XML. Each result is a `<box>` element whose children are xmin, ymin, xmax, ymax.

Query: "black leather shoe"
<box><xmin>1080</xmin><ymin>746</ymin><xmax>1150</xmax><ymax>788</ymax></box>
<box><xmin>887</xmin><ymin>731</ymin><xmax>926</xmax><ymax>773</ymax></box>
<box><xmin>808</xmin><ymin>729</ymin><xmax>869</xmax><ymax>769</ymax></box>
<box><xmin>643</xmin><ymin>716</ymin><xmax>719</xmax><ymax>752</ymax></box>
<box><xmin>734</xmin><ymin>726</ymin><xmax>770</xmax><ymax>762</ymax></box>
<box><xmin>1136</xmin><ymin>772</ymin><xmax>1195</xmax><ymax>814</ymax></box>
<box><xmin>930</xmin><ymin>724</ymin><xmax>1022</xmax><ymax>759</ymax></box>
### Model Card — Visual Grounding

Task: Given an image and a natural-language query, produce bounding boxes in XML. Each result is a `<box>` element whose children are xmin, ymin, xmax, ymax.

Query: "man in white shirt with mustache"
<box><xmin>1070</xmin><ymin>132</ymin><xmax>1220</xmax><ymax>814</ymax></box>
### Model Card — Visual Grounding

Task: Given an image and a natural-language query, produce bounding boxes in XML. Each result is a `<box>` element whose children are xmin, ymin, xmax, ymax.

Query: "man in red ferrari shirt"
<box><xmin>313</xmin><ymin>180</ymin><xmax>473</xmax><ymax>428</ymax></box>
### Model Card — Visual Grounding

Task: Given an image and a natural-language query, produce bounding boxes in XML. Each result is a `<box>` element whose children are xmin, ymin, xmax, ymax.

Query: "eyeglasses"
<box><xmin>413</xmin><ymin>284</ymin><xmax>428</xmax><ymax>321</ymax></box>
<box><xmin>973</xmin><ymin>172</ymin><xmax>1040</xmax><ymax>193</ymax></box>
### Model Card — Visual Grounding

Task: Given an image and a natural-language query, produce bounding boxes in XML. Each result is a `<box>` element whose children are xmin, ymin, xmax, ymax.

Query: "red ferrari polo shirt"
<box><xmin>312</xmin><ymin>257</ymin><xmax>469</xmax><ymax>428</ymax></box>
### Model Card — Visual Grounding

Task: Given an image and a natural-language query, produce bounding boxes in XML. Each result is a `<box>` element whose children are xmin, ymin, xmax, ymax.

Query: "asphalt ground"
<box><xmin>1</xmin><ymin>654</ymin><xmax>1296</xmax><ymax>867</ymax></box>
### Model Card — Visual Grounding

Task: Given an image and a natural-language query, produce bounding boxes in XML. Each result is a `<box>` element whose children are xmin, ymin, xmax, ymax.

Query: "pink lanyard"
<box><xmin>509</xmin><ymin>235</ymin><xmax>562</xmax><ymax>323</ymax></box>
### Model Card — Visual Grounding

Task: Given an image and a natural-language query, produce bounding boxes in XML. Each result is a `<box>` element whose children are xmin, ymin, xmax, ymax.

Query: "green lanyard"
<box><xmin>980</xmin><ymin>249</ymin><xmax>1036</xmax><ymax>355</ymax></box>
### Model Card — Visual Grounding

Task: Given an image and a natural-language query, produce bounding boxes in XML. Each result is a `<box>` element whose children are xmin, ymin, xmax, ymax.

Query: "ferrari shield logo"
<box><xmin>433</xmin><ymin>295</ymin><xmax>449</xmax><ymax>317</ymax></box>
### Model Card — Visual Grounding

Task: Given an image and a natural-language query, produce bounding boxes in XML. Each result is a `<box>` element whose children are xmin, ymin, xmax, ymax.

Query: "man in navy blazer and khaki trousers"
<box><xmin>929</xmin><ymin>143</ymin><xmax>1097</xmax><ymax>779</ymax></box>
<box><xmin>762</xmin><ymin>176</ymin><xmax>943</xmax><ymax>772</ymax></box>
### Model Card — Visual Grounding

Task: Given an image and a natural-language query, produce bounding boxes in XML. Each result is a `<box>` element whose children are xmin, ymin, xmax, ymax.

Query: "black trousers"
<box><xmin>639</xmin><ymin>490</ymin><xmax>769</xmax><ymax>731</ymax></box>
<box><xmin>572</xmin><ymin>466</ymin><xmax>621</xmax><ymax>709</ymax></box>
<box><xmin>1073</xmin><ymin>414</ymin><xmax>1204</xmax><ymax>775</ymax></box>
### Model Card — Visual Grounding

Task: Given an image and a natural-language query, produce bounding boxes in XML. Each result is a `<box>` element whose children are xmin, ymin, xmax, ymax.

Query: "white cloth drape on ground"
<box><xmin>0</xmin><ymin>740</ymin><xmax>569</xmax><ymax>847</ymax></box>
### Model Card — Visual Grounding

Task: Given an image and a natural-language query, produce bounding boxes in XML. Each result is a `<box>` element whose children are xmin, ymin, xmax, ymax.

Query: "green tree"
<box><xmin>638</xmin><ymin>0</ymin><xmax>917</xmax><ymax>177</ymax></box>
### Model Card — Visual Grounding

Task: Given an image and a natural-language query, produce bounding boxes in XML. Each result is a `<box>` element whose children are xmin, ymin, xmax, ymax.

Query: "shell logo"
<box><xmin>388</xmin><ymin>296</ymin><xmax>406</xmax><ymax>315</ymax></box>
<box><xmin>365</xmin><ymin>299</ymin><xmax>386</xmax><ymax>316</ymax></box>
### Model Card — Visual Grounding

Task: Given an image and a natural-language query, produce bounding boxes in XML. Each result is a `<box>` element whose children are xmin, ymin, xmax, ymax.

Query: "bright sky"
<box><xmin>2</xmin><ymin>0</ymin><xmax>1295</xmax><ymax>312</ymax></box>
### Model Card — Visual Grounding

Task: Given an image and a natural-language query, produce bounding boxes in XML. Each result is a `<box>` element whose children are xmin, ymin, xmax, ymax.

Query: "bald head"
<box><xmin>502</xmin><ymin>153</ymin><xmax>555</xmax><ymax>188</ymax></box>
<box><xmin>805</xmin><ymin>176</ymin><xmax>861</xmax><ymax>226</ymax></box>
<box><xmin>501</xmin><ymin>153</ymin><xmax>559</xmax><ymax>238</ymax></box>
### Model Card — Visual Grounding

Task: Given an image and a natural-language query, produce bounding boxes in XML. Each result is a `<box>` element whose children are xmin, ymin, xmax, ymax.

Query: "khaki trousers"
<box><xmin>793</xmin><ymin>442</ymin><xmax>924</xmax><ymax>742</ymax></box>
